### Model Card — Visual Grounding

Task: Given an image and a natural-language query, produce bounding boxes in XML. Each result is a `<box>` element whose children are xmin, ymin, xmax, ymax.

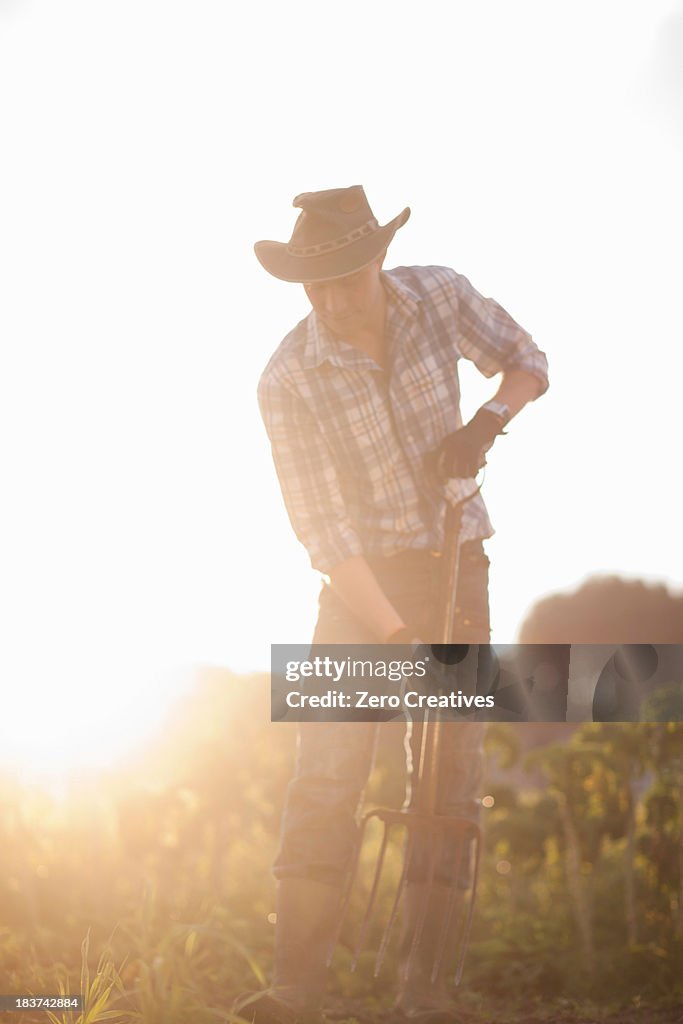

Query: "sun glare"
<box><xmin>0</xmin><ymin>0</ymin><xmax>680</xmax><ymax>775</ymax></box>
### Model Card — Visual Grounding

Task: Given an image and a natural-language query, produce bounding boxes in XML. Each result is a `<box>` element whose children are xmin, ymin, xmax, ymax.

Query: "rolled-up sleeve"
<box><xmin>443</xmin><ymin>268</ymin><xmax>549</xmax><ymax>395</ymax></box>
<box><xmin>257</xmin><ymin>371</ymin><xmax>364</xmax><ymax>575</ymax></box>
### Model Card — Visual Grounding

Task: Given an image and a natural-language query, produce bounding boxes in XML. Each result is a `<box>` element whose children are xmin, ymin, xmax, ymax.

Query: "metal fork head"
<box><xmin>328</xmin><ymin>806</ymin><xmax>480</xmax><ymax>987</ymax></box>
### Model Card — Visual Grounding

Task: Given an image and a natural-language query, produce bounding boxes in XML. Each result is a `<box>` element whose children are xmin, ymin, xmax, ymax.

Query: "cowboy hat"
<box><xmin>254</xmin><ymin>185</ymin><xmax>410</xmax><ymax>283</ymax></box>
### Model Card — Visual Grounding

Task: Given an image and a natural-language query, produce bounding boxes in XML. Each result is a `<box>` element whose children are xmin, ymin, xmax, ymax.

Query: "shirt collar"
<box><xmin>382</xmin><ymin>270</ymin><xmax>421</xmax><ymax>314</ymax></box>
<box><xmin>301</xmin><ymin>270</ymin><xmax>422</xmax><ymax>370</ymax></box>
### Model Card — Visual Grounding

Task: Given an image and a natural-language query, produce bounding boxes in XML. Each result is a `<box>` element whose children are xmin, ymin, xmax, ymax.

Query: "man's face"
<box><xmin>303</xmin><ymin>256</ymin><xmax>385</xmax><ymax>336</ymax></box>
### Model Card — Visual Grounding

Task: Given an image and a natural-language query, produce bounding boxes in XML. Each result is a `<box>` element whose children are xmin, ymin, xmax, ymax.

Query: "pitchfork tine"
<box><xmin>349</xmin><ymin>814</ymin><xmax>392</xmax><ymax>969</ymax></box>
<box><xmin>430</xmin><ymin>822</ymin><xmax>466</xmax><ymax>984</ymax></box>
<box><xmin>373</xmin><ymin>824</ymin><xmax>416</xmax><ymax>976</ymax></box>
<box><xmin>454</xmin><ymin>826</ymin><xmax>481</xmax><ymax>985</ymax></box>
<box><xmin>325</xmin><ymin>811</ymin><xmax>372</xmax><ymax>968</ymax></box>
<box><xmin>403</xmin><ymin>823</ymin><xmax>444</xmax><ymax>982</ymax></box>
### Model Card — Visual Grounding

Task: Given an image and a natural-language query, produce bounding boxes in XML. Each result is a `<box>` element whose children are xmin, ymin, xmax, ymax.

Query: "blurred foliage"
<box><xmin>0</xmin><ymin>665</ymin><xmax>681</xmax><ymax>1021</ymax></box>
<box><xmin>519</xmin><ymin>576</ymin><xmax>683</xmax><ymax>644</ymax></box>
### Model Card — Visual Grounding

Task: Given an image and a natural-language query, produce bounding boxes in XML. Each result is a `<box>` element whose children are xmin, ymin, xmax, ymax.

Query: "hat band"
<box><xmin>286</xmin><ymin>218</ymin><xmax>379</xmax><ymax>258</ymax></box>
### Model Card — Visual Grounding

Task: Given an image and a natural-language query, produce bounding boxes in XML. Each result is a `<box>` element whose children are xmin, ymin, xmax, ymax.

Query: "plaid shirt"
<box><xmin>258</xmin><ymin>265</ymin><xmax>549</xmax><ymax>575</ymax></box>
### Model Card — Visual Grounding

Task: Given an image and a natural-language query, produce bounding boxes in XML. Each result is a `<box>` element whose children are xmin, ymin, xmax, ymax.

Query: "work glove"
<box><xmin>385</xmin><ymin>627</ymin><xmax>470</xmax><ymax>696</ymax></box>
<box><xmin>431</xmin><ymin>407</ymin><xmax>507</xmax><ymax>480</ymax></box>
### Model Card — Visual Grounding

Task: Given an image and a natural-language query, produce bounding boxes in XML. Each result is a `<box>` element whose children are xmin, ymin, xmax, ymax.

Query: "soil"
<box><xmin>325</xmin><ymin>997</ymin><xmax>683</xmax><ymax>1024</ymax></box>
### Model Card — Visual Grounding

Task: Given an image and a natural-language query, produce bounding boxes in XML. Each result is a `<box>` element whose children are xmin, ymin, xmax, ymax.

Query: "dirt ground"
<box><xmin>325</xmin><ymin>997</ymin><xmax>683</xmax><ymax>1024</ymax></box>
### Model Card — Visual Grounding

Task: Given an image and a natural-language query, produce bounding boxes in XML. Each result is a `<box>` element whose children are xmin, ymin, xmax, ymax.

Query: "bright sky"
<box><xmin>1</xmin><ymin>0</ymin><xmax>681</xmax><ymax>774</ymax></box>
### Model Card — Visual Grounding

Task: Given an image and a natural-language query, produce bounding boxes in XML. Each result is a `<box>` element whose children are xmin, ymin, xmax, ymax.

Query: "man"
<box><xmin>243</xmin><ymin>186</ymin><xmax>549</xmax><ymax>1024</ymax></box>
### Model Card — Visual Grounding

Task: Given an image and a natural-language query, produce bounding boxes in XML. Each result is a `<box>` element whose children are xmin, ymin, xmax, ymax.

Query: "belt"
<box><xmin>366</xmin><ymin>539</ymin><xmax>484</xmax><ymax>570</ymax></box>
<box><xmin>365</xmin><ymin>548</ymin><xmax>443</xmax><ymax>573</ymax></box>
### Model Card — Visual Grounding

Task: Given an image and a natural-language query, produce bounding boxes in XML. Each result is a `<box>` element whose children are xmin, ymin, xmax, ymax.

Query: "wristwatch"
<box><xmin>481</xmin><ymin>399</ymin><xmax>510</xmax><ymax>426</ymax></box>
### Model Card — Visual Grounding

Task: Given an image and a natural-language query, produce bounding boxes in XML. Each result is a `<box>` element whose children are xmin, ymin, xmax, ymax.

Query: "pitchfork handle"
<box><xmin>415</xmin><ymin>496</ymin><xmax>466</xmax><ymax>816</ymax></box>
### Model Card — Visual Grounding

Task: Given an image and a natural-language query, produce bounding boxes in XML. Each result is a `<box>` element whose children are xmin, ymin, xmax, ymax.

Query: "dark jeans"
<box><xmin>274</xmin><ymin>542</ymin><xmax>490</xmax><ymax>887</ymax></box>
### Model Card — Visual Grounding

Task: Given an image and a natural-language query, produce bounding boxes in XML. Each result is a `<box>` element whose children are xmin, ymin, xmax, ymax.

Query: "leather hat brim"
<box><xmin>254</xmin><ymin>207</ymin><xmax>411</xmax><ymax>283</ymax></box>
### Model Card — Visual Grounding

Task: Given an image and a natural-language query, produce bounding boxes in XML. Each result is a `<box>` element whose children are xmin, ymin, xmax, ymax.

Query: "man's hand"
<box><xmin>431</xmin><ymin>407</ymin><xmax>507</xmax><ymax>480</ymax></box>
<box><xmin>384</xmin><ymin>626</ymin><xmax>421</xmax><ymax>647</ymax></box>
<box><xmin>385</xmin><ymin>627</ymin><xmax>454</xmax><ymax>695</ymax></box>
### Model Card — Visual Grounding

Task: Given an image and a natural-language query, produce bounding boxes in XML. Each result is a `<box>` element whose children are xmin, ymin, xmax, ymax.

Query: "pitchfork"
<box><xmin>326</xmin><ymin>480</ymin><xmax>483</xmax><ymax>987</ymax></box>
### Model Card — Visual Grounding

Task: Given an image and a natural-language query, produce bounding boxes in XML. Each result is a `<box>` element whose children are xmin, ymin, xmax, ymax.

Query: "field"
<box><xmin>1</xmin><ymin>670</ymin><xmax>682</xmax><ymax>1024</ymax></box>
